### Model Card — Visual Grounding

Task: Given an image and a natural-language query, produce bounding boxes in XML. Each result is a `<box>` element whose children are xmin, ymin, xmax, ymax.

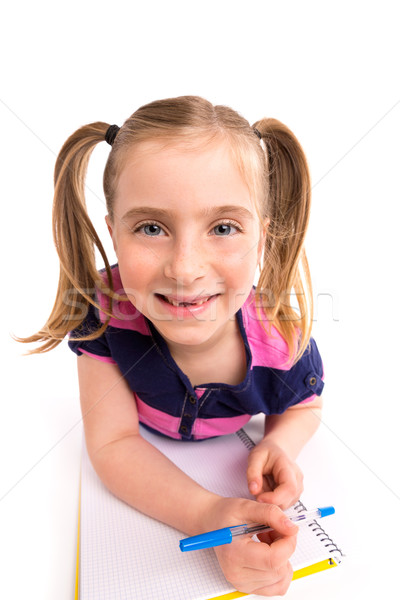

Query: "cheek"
<box><xmin>117</xmin><ymin>236</ymin><xmax>160</xmax><ymax>267</ymax></box>
<box><xmin>222</xmin><ymin>242</ymin><xmax>260</xmax><ymax>274</ymax></box>
<box><xmin>221</xmin><ymin>249</ymin><xmax>259</xmax><ymax>306</ymax></box>
<box><xmin>116</xmin><ymin>243</ymin><xmax>160</xmax><ymax>287</ymax></box>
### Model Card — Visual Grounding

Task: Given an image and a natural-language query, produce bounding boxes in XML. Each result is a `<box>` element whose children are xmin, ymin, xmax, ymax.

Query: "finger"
<box><xmin>273</xmin><ymin>464</ymin><xmax>298</xmax><ymax>490</ymax></box>
<box><xmin>241</xmin><ymin>502</ymin><xmax>299</xmax><ymax>538</ymax></box>
<box><xmin>256</xmin><ymin>529</ymin><xmax>284</xmax><ymax>545</ymax></box>
<box><xmin>252</xmin><ymin>561</ymin><xmax>294</xmax><ymax>597</ymax></box>
<box><xmin>261</xmin><ymin>473</ymin><xmax>276</xmax><ymax>493</ymax></box>
<box><xmin>240</xmin><ymin>533</ymin><xmax>297</xmax><ymax>571</ymax></box>
<box><xmin>256</xmin><ymin>488</ymin><xmax>295</xmax><ymax>509</ymax></box>
<box><xmin>227</xmin><ymin>561</ymin><xmax>292</xmax><ymax>596</ymax></box>
<box><xmin>237</xmin><ymin>560</ymin><xmax>292</xmax><ymax>591</ymax></box>
<box><xmin>256</xmin><ymin>467</ymin><xmax>299</xmax><ymax>508</ymax></box>
<box><xmin>247</xmin><ymin>449</ymin><xmax>270</xmax><ymax>496</ymax></box>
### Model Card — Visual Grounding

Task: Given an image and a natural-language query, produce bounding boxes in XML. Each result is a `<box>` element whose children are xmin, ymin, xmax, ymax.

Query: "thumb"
<box><xmin>247</xmin><ymin>502</ymin><xmax>299</xmax><ymax>537</ymax></box>
<box><xmin>247</xmin><ymin>449</ymin><xmax>267</xmax><ymax>496</ymax></box>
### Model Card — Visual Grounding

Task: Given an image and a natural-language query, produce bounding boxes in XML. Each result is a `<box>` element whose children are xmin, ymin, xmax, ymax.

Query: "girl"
<box><xmin>21</xmin><ymin>96</ymin><xmax>324</xmax><ymax>596</ymax></box>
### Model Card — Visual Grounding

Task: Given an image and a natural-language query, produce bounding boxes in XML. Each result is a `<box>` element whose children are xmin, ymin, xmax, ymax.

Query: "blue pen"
<box><xmin>179</xmin><ymin>506</ymin><xmax>335</xmax><ymax>552</ymax></box>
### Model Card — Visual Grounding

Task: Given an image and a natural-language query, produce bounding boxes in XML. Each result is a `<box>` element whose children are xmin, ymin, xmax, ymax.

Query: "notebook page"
<box><xmin>139</xmin><ymin>428</ymin><xmax>339</xmax><ymax>571</ymax></box>
<box><xmin>80</xmin><ymin>436</ymin><xmax>235</xmax><ymax>600</ymax></box>
<box><xmin>79</xmin><ymin>427</ymin><xmax>337</xmax><ymax>600</ymax></box>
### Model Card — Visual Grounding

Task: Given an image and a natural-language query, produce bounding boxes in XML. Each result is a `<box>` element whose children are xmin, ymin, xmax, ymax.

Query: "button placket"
<box><xmin>179</xmin><ymin>393</ymin><xmax>198</xmax><ymax>438</ymax></box>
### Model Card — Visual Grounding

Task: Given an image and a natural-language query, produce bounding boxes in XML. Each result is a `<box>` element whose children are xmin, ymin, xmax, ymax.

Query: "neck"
<box><xmin>160</xmin><ymin>318</ymin><xmax>246</xmax><ymax>387</ymax></box>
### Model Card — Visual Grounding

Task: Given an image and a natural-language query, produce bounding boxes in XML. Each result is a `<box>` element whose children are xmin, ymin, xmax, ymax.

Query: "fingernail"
<box><xmin>284</xmin><ymin>519</ymin><xmax>298</xmax><ymax>528</ymax></box>
<box><xmin>249</xmin><ymin>481</ymin><xmax>258</xmax><ymax>494</ymax></box>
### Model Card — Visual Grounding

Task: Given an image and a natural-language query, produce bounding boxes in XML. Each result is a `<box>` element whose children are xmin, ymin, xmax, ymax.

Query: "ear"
<box><xmin>105</xmin><ymin>215</ymin><xmax>117</xmax><ymax>253</ymax></box>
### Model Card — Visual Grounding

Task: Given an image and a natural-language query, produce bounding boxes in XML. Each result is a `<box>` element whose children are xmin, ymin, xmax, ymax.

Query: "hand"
<box><xmin>246</xmin><ymin>440</ymin><xmax>304</xmax><ymax>509</ymax></box>
<box><xmin>206</xmin><ymin>498</ymin><xmax>298</xmax><ymax>596</ymax></box>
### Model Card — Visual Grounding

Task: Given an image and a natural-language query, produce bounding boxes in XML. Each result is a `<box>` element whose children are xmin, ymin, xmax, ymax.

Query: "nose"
<box><xmin>163</xmin><ymin>236</ymin><xmax>207</xmax><ymax>285</ymax></box>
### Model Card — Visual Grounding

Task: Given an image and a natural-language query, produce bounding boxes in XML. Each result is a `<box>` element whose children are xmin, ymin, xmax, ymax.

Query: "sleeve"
<box><xmin>272</xmin><ymin>337</ymin><xmax>324</xmax><ymax>414</ymax></box>
<box><xmin>68</xmin><ymin>302</ymin><xmax>117</xmax><ymax>364</ymax></box>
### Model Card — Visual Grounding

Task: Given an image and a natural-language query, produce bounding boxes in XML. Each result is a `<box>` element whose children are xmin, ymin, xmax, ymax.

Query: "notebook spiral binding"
<box><xmin>236</xmin><ymin>428</ymin><xmax>256</xmax><ymax>450</ymax></box>
<box><xmin>293</xmin><ymin>500</ymin><xmax>344</xmax><ymax>563</ymax></box>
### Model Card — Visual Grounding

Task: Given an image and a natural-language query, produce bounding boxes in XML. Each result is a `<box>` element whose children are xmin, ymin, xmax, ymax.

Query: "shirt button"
<box><xmin>181</xmin><ymin>425</ymin><xmax>188</xmax><ymax>433</ymax></box>
<box><xmin>183</xmin><ymin>413</ymin><xmax>192</xmax><ymax>419</ymax></box>
<box><xmin>189</xmin><ymin>396</ymin><xmax>197</xmax><ymax>405</ymax></box>
<box><xmin>309</xmin><ymin>377</ymin><xmax>317</xmax><ymax>386</ymax></box>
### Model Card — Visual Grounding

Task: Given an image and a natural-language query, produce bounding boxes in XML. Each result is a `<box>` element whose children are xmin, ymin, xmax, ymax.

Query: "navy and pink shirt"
<box><xmin>68</xmin><ymin>266</ymin><xmax>324</xmax><ymax>441</ymax></box>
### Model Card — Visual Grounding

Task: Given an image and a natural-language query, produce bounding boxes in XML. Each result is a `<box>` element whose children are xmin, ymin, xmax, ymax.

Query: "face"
<box><xmin>106</xmin><ymin>138</ymin><xmax>266</xmax><ymax>353</ymax></box>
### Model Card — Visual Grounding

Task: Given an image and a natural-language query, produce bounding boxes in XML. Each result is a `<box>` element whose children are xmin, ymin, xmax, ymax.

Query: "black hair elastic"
<box><xmin>254</xmin><ymin>128</ymin><xmax>262</xmax><ymax>139</ymax></box>
<box><xmin>105</xmin><ymin>124</ymin><xmax>120</xmax><ymax>146</ymax></box>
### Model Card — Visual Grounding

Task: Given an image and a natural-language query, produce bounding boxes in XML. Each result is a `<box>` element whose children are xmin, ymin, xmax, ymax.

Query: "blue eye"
<box><xmin>212</xmin><ymin>223</ymin><xmax>239</xmax><ymax>236</ymax></box>
<box><xmin>144</xmin><ymin>224</ymin><xmax>162</xmax><ymax>236</ymax></box>
<box><xmin>135</xmin><ymin>223</ymin><xmax>166</xmax><ymax>236</ymax></box>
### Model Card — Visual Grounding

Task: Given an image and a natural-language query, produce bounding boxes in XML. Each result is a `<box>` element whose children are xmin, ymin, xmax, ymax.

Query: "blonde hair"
<box><xmin>18</xmin><ymin>95</ymin><xmax>313</xmax><ymax>362</ymax></box>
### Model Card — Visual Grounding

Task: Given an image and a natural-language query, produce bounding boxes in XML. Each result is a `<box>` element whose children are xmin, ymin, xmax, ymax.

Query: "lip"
<box><xmin>154</xmin><ymin>293</ymin><xmax>220</xmax><ymax>317</ymax></box>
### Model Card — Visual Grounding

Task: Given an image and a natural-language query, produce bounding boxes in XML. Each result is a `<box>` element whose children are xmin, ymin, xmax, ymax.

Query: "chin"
<box><xmin>155</xmin><ymin>323</ymin><xmax>218</xmax><ymax>347</ymax></box>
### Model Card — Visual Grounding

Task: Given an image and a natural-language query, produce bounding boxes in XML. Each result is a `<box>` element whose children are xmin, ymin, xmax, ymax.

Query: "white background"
<box><xmin>1</xmin><ymin>1</ymin><xmax>399</xmax><ymax>598</ymax></box>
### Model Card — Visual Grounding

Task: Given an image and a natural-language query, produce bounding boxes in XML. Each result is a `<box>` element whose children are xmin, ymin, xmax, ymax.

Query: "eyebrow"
<box><xmin>121</xmin><ymin>205</ymin><xmax>255</xmax><ymax>222</ymax></box>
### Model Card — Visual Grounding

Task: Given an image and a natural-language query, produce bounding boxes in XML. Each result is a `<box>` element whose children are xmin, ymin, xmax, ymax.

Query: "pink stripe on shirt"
<box><xmin>78</xmin><ymin>348</ymin><xmax>117</xmax><ymax>364</ymax></box>
<box><xmin>192</xmin><ymin>414</ymin><xmax>252</xmax><ymax>439</ymax></box>
<box><xmin>241</xmin><ymin>292</ymin><xmax>295</xmax><ymax>370</ymax></box>
<box><xmin>298</xmin><ymin>394</ymin><xmax>317</xmax><ymax>405</ymax></box>
<box><xmin>136</xmin><ymin>395</ymin><xmax>251</xmax><ymax>440</ymax></box>
<box><xmin>136</xmin><ymin>396</ymin><xmax>182</xmax><ymax>439</ymax></box>
<box><xmin>96</xmin><ymin>268</ymin><xmax>150</xmax><ymax>335</ymax></box>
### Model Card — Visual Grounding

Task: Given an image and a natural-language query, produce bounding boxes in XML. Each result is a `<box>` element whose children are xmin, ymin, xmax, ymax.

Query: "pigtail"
<box><xmin>16</xmin><ymin>97</ymin><xmax>316</xmax><ymax>362</ymax></box>
<box><xmin>17</xmin><ymin>122</ymin><xmax>115</xmax><ymax>353</ymax></box>
<box><xmin>254</xmin><ymin>118</ymin><xmax>313</xmax><ymax>363</ymax></box>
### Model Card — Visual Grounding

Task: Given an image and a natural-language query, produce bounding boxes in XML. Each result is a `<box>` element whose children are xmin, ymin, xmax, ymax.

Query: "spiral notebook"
<box><xmin>75</xmin><ymin>425</ymin><xmax>344</xmax><ymax>600</ymax></box>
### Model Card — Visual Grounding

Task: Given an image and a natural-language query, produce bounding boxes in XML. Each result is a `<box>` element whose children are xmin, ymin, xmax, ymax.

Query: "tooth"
<box><xmin>166</xmin><ymin>295</ymin><xmax>213</xmax><ymax>306</ymax></box>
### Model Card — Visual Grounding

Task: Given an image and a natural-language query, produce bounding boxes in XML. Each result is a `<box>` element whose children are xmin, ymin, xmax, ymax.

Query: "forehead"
<box><xmin>114</xmin><ymin>138</ymin><xmax>255</xmax><ymax>213</ymax></box>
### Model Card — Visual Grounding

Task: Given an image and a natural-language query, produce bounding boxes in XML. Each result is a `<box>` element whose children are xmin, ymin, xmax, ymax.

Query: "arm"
<box><xmin>247</xmin><ymin>397</ymin><xmax>323</xmax><ymax>508</ymax></box>
<box><xmin>78</xmin><ymin>353</ymin><xmax>216</xmax><ymax>535</ymax></box>
<box><xmin>78</xmin><ymin>354</ymin><xmax>298</xmax><ymax>596</ymax></box>
<box><xmin>264</xmin><ymin>396</ymin><xmax>323</xmax><ymax>460</ymax></box>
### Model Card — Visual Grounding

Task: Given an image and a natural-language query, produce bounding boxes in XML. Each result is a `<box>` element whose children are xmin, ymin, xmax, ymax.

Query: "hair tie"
<box><xmin>254</xmin><ymin>128</ymin><xmax>262</xmax><ymax>139</ymax></box>
<box><xmin>105</xmin><ymin>124</ymin><xmax>120</xmax><ymax>146</ymax></box>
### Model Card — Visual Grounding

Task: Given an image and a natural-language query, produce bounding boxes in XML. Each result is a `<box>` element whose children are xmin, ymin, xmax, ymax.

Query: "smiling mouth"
<box><xmin>155</xmin><ymin>294</ymin><xmax>219</xmax><ymax>307</ymax></box>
